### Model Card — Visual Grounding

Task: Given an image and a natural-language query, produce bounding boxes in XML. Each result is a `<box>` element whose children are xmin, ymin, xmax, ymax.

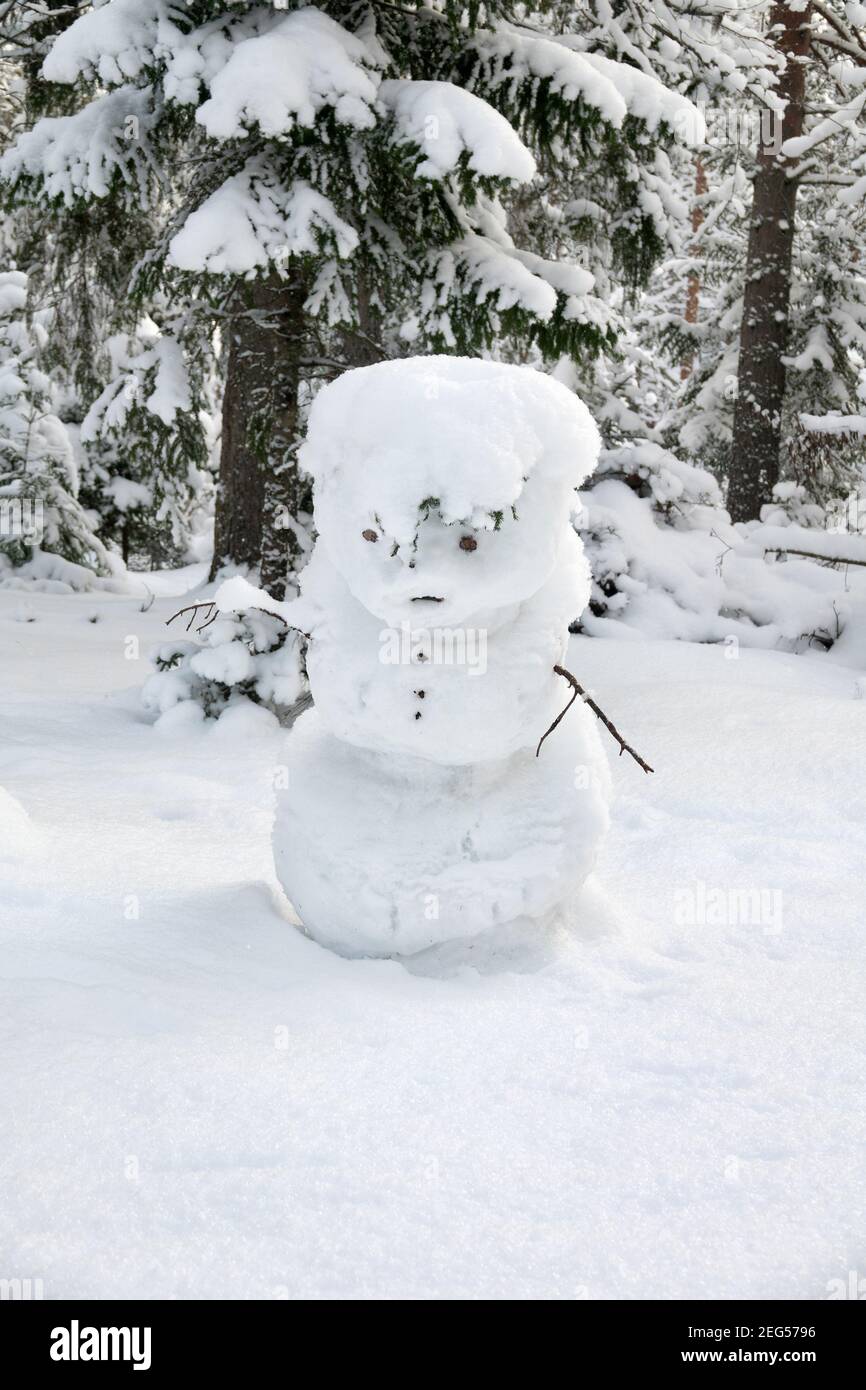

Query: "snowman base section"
<box><xmin>274</xmin><ymin>708</ymin><xmax>610</xmax><ymax>957</ymax></box>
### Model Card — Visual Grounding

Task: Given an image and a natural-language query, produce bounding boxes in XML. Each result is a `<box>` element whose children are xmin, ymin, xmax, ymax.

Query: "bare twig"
<box><xmin>710</xmin><ymin>527</ymin><xmax>733</xmax><ymax>576</ymax></box>
<box><xmin>167</xmin><ymin>602</ymin><xmax>219</xmax><ymax>633</ymax></box>
<box><xmin>249</xmin><ymin>605</ymin><xmax>311</xmax><ymax>640</ymax></box>
<box><xmin>764</xmin><ymin>547</ymin><xmax>866</xmax><ymax>568</ymax></box>
<box><xmin>536</xmin><ymin>665</ymin><xmax>654</xmax><ymax>774</ymax></box>
<box><xmin>166</xmin><ymin>600</ymin><xmax>312</xmax><ymax>641</ymax></box>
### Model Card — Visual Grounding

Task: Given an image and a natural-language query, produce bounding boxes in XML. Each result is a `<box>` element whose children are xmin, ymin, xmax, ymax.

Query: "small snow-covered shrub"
<box><xmin>594</xmin><ymin>440</ymin><xmax>725</xmax><ymax>520</ymax></box>
<box><xmin>0</xmin><ymin>548</ymin><xmax>130</xmax><ymax>594</ymax></box>
<box><xmin>143</xmin><ymin>603</ymin><xmax>306</xmax><ymax>725</ymax></box>
<box><xmin>758</xmin><ymin>481</ymin><xmax>826</xmax><ymax>530</ymax></box>
<box><xmin>80</xmin><ymin>317</ymin><xmax>215</xmax><ymax>569</ymax></box>
<box><xmin>577</xmin><ymin>441</ymin><xmax>854</xmax><ymax>651</ymax></box>
<box><xmin>577</xmin><ymin>441</ymin><xmax>727</xmax><ymax>628</ymax></box>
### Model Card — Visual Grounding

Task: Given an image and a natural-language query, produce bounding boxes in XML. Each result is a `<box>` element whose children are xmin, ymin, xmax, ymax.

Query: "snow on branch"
<box><xmin>195</xmin><ymin>9</ymin><xmax>379</xmax><ymax>141</ymax></box>
<box><xmin>782</xmin><ymin>90</ymin><xmax>866</xmax><ymax>160</ymax></box>
<box><xmin>559</xmin><ymin>44</ymin><xmax>706</xmax><ymax>144</ymax></box>
<box><xmin>428</xmin><ymin>232</ymin><xmax>558</xmax><ymax>320</ymax></box>
<box><xmin>81</xmin><ymin>324</ymin><xmax>192</xmax><ymax>439</ymax></box>
<box><xmin>468</xmin><ymin>26</ymin><xmax>629</xmax><ymax>128</ymax></box>
<box><xmin>1</xmin><ymin>86</ymin><xmax>160</xmax><ymax>206</ymax></box>
<box><xmin>764</xmin><ymin>549</ymin><xmax>866</xmax><ymax>569</ymax></box>
<box><xmin>168</xmin><ymin>163</ymin><xmax>358</xmax><ymax>276</ymax></box>
<box><xmin>469</xmin><ymin>23</ymin><xmax>704</xmax><ymax>144</ymax></box>
<box><xmin>378</xmin><ymin>79</ymin><xmax>536</xmax><ymax>182</ymax></box>
<box><xmin>800</xmin><ymin>411</ymin><xmax>866</xmax><ymax>436</ymax></box>
<box><xmin>42</xmin><ymin>0</ymin><xmax>182</xmax><ymax>87</ymax></box>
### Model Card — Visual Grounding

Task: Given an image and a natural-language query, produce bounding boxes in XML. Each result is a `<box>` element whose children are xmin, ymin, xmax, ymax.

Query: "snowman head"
<box><xmin>299</xmin><ymin>356</ymin><xmax>600</xmax><ymax>626</ymax></box>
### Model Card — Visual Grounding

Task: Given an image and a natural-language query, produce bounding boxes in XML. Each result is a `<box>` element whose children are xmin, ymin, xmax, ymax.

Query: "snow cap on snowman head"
<box><xmin>299</xmin><ymin>355</ymin><xmax>600</xmax><ymax>626</ymax></box>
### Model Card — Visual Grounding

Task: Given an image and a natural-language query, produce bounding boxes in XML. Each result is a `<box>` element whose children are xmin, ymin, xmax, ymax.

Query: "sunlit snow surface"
<box><xmin>1</xmin><ymin>572</ymin><xmax>865</xmax><ymax>1299</ymax></box>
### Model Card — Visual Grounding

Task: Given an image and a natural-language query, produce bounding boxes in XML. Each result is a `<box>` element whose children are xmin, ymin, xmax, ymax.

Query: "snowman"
<box><xmin>267</xmin><ymin>357</ymin><xmax>613</xmax><ymax>956</ymax></box>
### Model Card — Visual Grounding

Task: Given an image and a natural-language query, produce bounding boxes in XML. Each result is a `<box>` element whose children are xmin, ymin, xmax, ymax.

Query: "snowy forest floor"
<box><xmin>2</xmin><ymin>570</ymin><xmax>865</xmax><ymax>1300</ymax></box>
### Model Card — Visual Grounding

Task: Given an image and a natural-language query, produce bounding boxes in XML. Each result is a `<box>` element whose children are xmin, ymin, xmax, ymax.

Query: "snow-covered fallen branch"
<box><xmin>764</xmin><ymin>548</ymin><xmax>866</xmax><ymax>569</ymax></box>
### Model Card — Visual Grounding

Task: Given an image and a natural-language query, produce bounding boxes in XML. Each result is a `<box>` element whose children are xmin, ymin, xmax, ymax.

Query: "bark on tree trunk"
<box><xmin>258</xmin><ymin>271</ymin><xmax>309</xmax><ymax>599</ymax></box>
<box><xmin>680</xmin><ymin>156</ymin><xmax>707</xmax><ymax>382</ymax></box>
<box><xmin>210</xmin><ymin>272</ymin><xmax>309</xmax><ymax>597</ymax></box>
<box><xmin>210</xmin><ymin>291</ymin><xmax>266</xmax><ymax>581</ymax></box>
<box><xmin>339</xmin><ymin>269</ymin><xmax>385</xmax><ymax>370</ymax></box>
<box><xmin>727</xmin><ymin>2</ymin><xmax>812</xmax><ymax>522</ymax></box>
<box><xmin>210</xmin><ymin>267</ymin><xmax>385</xmax><ymax>598</ymax></box>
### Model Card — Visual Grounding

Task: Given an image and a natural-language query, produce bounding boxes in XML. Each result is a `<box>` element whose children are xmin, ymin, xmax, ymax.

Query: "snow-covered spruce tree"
<box><xmin>581</xmin><ymin>0</ymin><xmax>772</xmax><ymax>451</ymax></box>
<box><xmin>726</xmin><ymin>0</ymin><xmax>812</xmax><ymax>520</ymax></box>
<box><xmin>0</xmin><ymin>267</ymin><xmax>118</xmax><ymax>586</ymax></box>
<box><xmin>0</xmin><ymin>2</ymin><xmax>115</xmax><ymax>409</ymax></box>
<box><xmin>526</xmin><ymin>5</ymin><xmax>769</xmax><ymax>624</ymax></box>
<box><xmin>4</xmin><ymin>0</ymin><xmax>703</xmax><ymax>598</ymax></box>
<box><xmin>526</xmin><ymin>3</ymin><xmax>773</xmax><ymax>480</ymax></box>
<box><xmin>727</xmin><ymin>1</ymin><xmax>866</xmax><ymax>520</ymax></box>
<box><xmin>774</xmin><ymin>202</ymin><xmax>866</xmax><ymax>507</ymax></box>
<box><xmin>79</xmin><ymin>311</ymin><xmax>216</xmax><ymax>568</ymax></box>
<box><xmin>0</xmin><ymin>0</ymin><xmax>214</xmax><ymax>572</ymax></box>
<box><xmin>638</xmin><ymin>5</ymin><xmax>866</xmax><ymax>521</ymax></box>
<box><xmin>649</xmin><ymin>142</ymin><xmax>753</xmax><ymax>481</ymax></box>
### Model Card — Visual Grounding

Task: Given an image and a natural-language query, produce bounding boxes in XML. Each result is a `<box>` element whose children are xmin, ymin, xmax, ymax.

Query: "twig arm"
<box><xmin>536</xmin><ymin>664</ymin><xmax>654</xmax><ymax>774</ymax></box>
<box><xmin>534</xmin><ymin>675</ymin><xmax>579</xmax><ymax>758</ymax></box>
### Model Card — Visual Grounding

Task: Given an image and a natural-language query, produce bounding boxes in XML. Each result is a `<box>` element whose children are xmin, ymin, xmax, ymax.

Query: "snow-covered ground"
<box><xmin>2</xmin><ymin>573</ymin><xmax>865</xmax><ymax>1300</ymax></box>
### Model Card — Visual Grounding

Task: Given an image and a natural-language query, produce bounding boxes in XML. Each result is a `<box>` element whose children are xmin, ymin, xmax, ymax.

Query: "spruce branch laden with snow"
<box><xmin>0</xmin><ymin>267</ymin><xmax>121</xmax><ymax>587</ymax></box>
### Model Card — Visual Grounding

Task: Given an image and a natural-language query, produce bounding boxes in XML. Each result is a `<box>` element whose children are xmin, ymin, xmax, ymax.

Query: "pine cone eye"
<box><xmin>459</xmin><ymin>535</ymin><xmax>477</xmax><ymax>552</ymax></box>
<box><xmin>362</xmin><ymin>529</ymin><xmax>378</xmax><ymax>543</ymax></box>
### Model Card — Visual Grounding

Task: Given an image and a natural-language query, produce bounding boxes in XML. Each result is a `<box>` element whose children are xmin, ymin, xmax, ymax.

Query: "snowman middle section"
<box><xmin>299</xmin><ymin>525</ymin><xmax>592</xmax><ymax>764</ymax></box>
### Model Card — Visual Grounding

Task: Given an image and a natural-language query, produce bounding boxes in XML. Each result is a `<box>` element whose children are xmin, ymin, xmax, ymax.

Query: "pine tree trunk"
<box><xmin>210</xmin><ymin>273</ymin><xmax>309</xmax><ymax>596</ymax></box>
<box><xmin>258</xmin><ymin>271</ymin><xmax>309</xmax><ymax>599</ymax></box>
<box><xmin>340</xmin><ymin>269</ymin><xmax>385</xmax><ymax>370</ymax></box>
<box><xmin>680</xmin><ymin>156</ymin><xmax>707</xmax><ymax>381</ymax></box>
<box><xmin>727</xmin><ymin>2</ymin><xmax>812</xmax><ymax>522</ymax></box>
<box><xmin>210</xmin><ymin>289</ymin><xmax>267</xmax><ymax>581</ymax></box>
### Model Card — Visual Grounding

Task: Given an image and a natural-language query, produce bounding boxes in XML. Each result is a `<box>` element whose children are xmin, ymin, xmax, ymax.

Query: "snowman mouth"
<box><xmin>411</xmin><ymin>595</ymin><xmax>444</xmax><ymax>603</ymax></box>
